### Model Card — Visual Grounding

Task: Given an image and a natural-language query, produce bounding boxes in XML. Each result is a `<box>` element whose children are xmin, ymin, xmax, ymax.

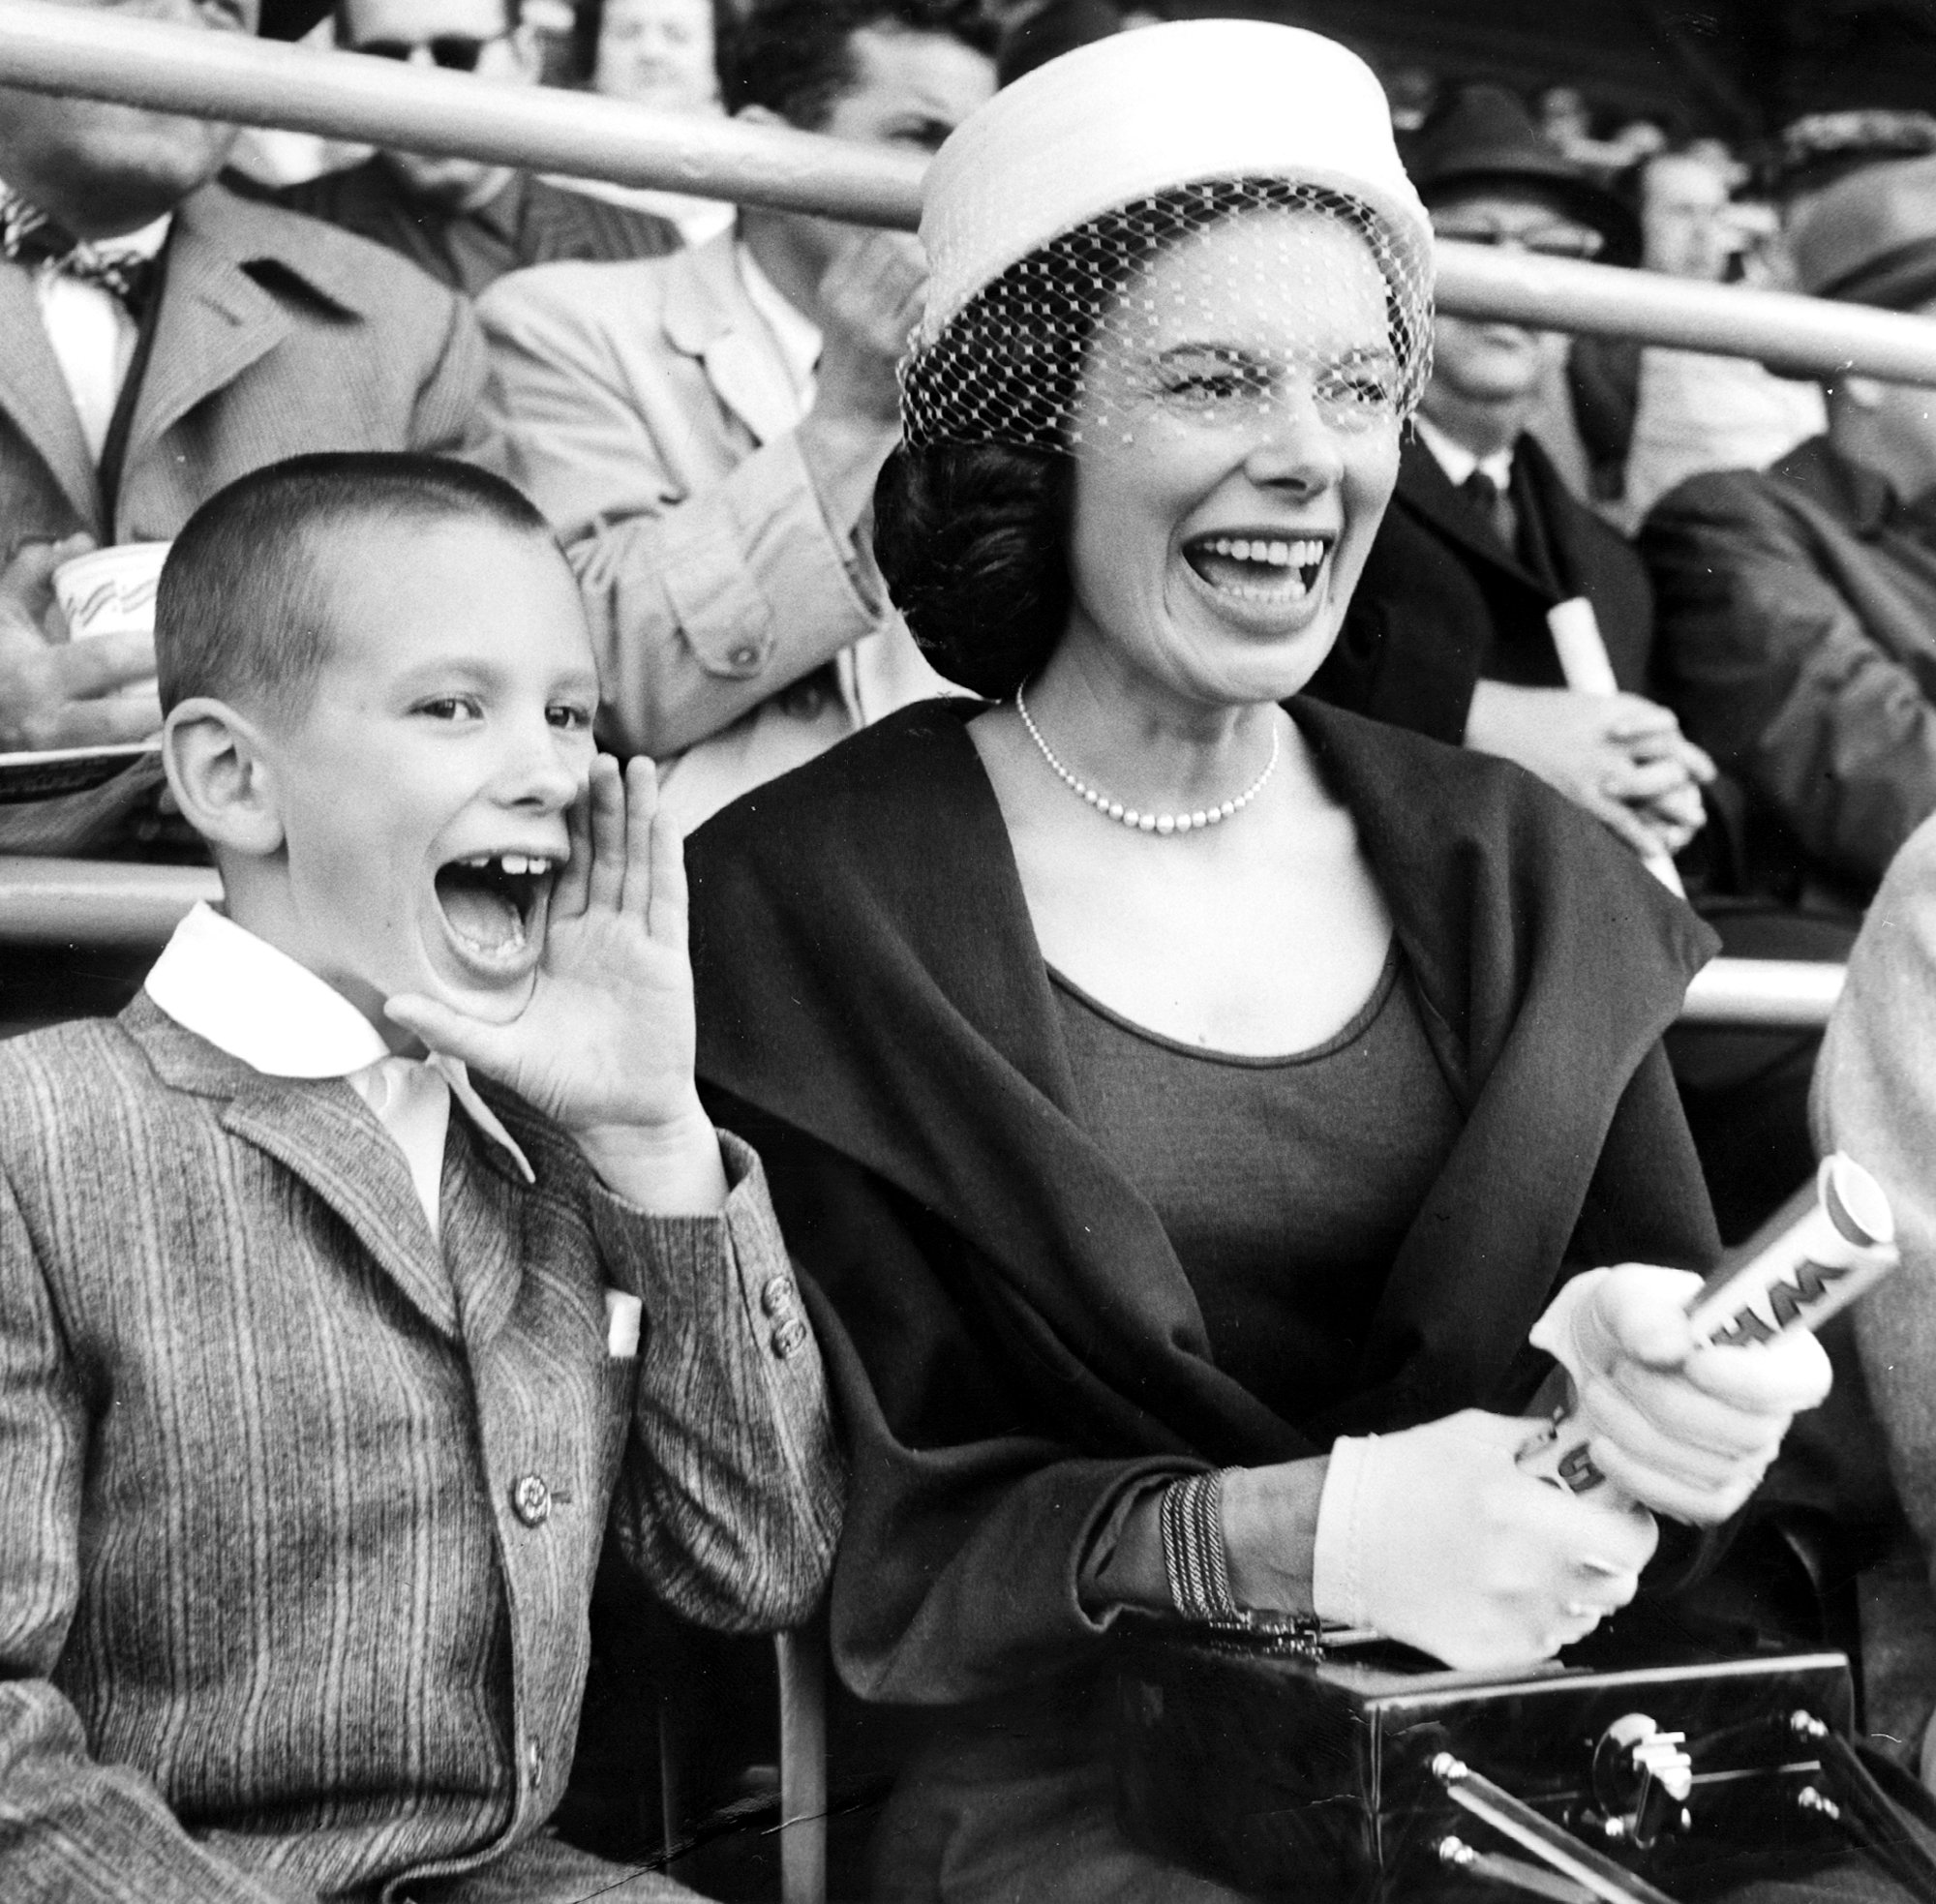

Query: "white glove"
<box><xmin>1532</xmin><ymin>1266</ymin><xmax>1832</xmax><ymax>1526</ymax></box>
<box><xmin>1313</xmin><ymin>1410</ymin><xmax>1657</xmax><ymax>1672</ymax></box>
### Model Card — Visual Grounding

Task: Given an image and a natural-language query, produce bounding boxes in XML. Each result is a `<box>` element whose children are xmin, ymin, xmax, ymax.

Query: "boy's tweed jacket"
<box><xmin>0</xmin><ymin>996</ymin><xmax>841</xmax><ymax>1903</ymax></box>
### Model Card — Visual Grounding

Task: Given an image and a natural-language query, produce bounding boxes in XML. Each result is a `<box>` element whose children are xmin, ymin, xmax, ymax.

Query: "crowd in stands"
<box><xmin>14</xmin><ymin>0</ymin><xmax>1936</xmax><ymax>1894</ymax></box>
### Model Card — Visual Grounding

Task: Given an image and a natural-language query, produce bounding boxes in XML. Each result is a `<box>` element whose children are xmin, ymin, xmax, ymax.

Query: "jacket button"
<box><xmin>728</xmin><ymin>643</ymin><xmax>759</xmax><ymax>670</ymax></box>
<box><xmin>527</xmin><ymin>1738</ymin><xmax>544</xmax><ymax>1781</ymax></box>
<box><xmin>760</xmin><ymin>1273</ymin><xmax>796</xmax><ymax>1316</ymax></box>
<box><xmin>511</xmin><ymin>1473</ymin><xmax>551</xmax><ymax>1526</ymax></box>
<box><xmin>771</xmin><ymin>1316</ymin><xmax>809</xmax><ymax>1360</ymax></box>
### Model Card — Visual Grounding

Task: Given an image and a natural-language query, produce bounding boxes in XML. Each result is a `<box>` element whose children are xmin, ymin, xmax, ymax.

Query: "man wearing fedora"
<box><xmin>1312</xmin><ymin>81</ymin><xmax>1716</xmax><ymax>876</ymax></box>
<box><xmin>1644</xmin><ymin>153</ymin><xmax>1936</xmax><ymax>914</ymax></box>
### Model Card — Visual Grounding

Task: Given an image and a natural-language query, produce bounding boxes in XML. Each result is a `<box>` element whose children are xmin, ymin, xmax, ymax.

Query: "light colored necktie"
<box><xmin>358</xmin><ymin>1055</ymin><xmax>454</xmax><ymax>1241</ymax></box>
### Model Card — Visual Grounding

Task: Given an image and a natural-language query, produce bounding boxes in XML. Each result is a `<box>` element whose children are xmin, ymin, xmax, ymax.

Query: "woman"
<box><xmin>687</xmin><ymin>22</ymin><xmax>1831</xmax><ymax>1899</ymax></box>
<box><xmin>565</xmin><ymin>0</ymin><xmax>734</xmax><ymax>244</ymax></box>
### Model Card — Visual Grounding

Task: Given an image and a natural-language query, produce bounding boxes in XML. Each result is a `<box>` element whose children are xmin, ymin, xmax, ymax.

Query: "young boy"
<box><xmin>0</xmin><ymin>454</ymin><xmax>840</xmax><ymax>1903</ymax></box>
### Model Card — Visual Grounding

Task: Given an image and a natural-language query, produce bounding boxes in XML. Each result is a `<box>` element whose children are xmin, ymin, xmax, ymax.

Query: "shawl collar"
<box><xmin>0</xmin><ymin>258</ymin><xmax>102</xmax><ymax>531</ymax></box>
<box><xmin>661</xmin><ymin>234</ymin><xmax>802</xmax><ymax>445</ymax></box>
<box><xmin>121</xmin><ymin>994</ymin><xmax>532</xmax><ymax>1345</ymax></box>
<box><xmin>692</xmin><ymin>700</ymin><xmax>1718</xmax><ymax>1463</ymax></box>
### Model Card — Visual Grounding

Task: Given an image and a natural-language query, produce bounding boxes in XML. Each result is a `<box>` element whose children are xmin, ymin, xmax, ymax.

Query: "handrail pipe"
<box><xmin>4</xmin><ymin>1</ymin><xmax>1936</xmax><ymax>380</ymax></box>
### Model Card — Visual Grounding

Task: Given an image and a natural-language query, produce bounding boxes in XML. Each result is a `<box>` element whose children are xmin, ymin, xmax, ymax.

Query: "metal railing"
<box><xmin>0</xmin><ymin>2</ymin><xmax>1891</xmax><ymax>1029</ymax></box>
<box><xmin>0</xmin><ymin>856</ymin><xmax>1847</xmax><ymax>1026</ymax></box>
<box><xmin>5</xmin><ymin>0</ymin><xmax>1936</xmax><ymax>382</ymax></box>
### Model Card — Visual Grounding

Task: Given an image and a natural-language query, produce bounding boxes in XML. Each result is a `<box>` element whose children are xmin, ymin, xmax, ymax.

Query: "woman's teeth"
<box><xmin>1202</xmin><ymin>536</ymin><xmax>1325</xmax><ymax>569</ymax></box>
<box><xmin>1190</xmin><ymin>536</ymin><xmax>1328</xmax><ymax>600</ymax></box>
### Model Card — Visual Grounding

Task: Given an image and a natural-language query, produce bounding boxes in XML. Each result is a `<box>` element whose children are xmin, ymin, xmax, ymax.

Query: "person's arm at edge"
<box><xmin>1814</xmin><ymin>818</ymin><xmax>1936</xmax><ymax>1598</ymax></box>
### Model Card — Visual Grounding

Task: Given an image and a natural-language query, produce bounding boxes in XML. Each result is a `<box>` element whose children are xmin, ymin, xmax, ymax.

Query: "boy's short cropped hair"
<box><xmin>155</xmin><ymin>453</ymin><xmax>555</xmax><ymax>723</ymax></box>
<box><xmin>719</xmin><ymin>0</ymin><xmax>995</xmax><ymax>130</ymax></box>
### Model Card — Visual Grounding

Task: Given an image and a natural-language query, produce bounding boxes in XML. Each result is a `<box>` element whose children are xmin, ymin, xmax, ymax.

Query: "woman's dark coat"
<box><xmin>687</xmin><ymin>698</ymin><xmax>1721</xmax><ymax>1708</ymax></box>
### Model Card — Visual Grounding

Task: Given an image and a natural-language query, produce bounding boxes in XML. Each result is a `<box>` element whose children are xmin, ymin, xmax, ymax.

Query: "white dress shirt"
<box><xmin>1415</xmin><ymin>413</ymin><xmax>1515</xmax><ymax>497</ymax></box>
<box><xmin>735</xmin><ymin>240</ymin><xmax>822</xmax><ymax>412</ymax></box>
<box><xmin>145</xmin><ymin>902</ymin><xmax>533</xmax><ymax>1240</ymax></box>
<box><xmin>4</xmin><ymin>191</ymin><xmax>173</xmax><ymax>464</ymax></box>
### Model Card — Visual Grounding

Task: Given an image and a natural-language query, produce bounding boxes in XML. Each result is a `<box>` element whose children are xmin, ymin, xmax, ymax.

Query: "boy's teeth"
<box><xmin>455</xmin><ymin>852</ymin><xmax>553</xmax><ymax>875</ymax></box>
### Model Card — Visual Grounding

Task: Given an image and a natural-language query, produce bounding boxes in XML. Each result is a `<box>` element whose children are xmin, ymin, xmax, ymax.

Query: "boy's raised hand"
<box><xmin>387</xmin><ymin>755</ymin><xmax>728</xmax><ymax>1213</ymax></box>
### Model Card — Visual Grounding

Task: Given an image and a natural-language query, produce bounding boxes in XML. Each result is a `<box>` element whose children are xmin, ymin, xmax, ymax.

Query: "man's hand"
<box><xmin>0</xmin><ymin>536</ymin><xmax>162</xmax><ymax>752</ymax></box>
<box><xmin>812</xmin><ymin>228</ymin><xmax>927</xmax><ymax>427</ymax></box>
<box><xmin>386</xmin><ymin>755</ymin><xmax>728</xmax><ymax>1213</ymax></box>
<box><xmin>1465</xmin><ymin>681</ymin><xmax>1715</xmax><ymax>861</ymax></box>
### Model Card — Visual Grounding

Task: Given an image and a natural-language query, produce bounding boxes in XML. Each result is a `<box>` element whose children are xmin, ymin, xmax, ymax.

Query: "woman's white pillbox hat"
<box><xmin>915</xmin><ymin>19</ymin><xmax>1435</xmax><ymax>345</ymax></box>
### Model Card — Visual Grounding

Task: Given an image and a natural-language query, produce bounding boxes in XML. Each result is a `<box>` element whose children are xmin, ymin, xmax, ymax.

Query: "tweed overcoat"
<box><xmin>0</xmin><ymin>998</ymin><xmax>841</xmax><ymax>1902</ymax></box>
<box><xmin>0</xmin><ymin>178</ymin><xmax>491</xmax><ymax>558</ymax></box>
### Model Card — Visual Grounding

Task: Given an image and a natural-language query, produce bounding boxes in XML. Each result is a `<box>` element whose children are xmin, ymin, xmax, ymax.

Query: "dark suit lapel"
<box><xmin>121</xmin><ymin>197</ymin><xmax>293</xmax><ymax>480</ymax></box>
<box><xmin>1398</xmin><ymin>434</ymin><xmax>1551</xmax><ymax>596</ymax></box>
<box><xmin>0</xmin><ymin>261</ymin><xmax>102</xmax><ymax>531</ymax></box>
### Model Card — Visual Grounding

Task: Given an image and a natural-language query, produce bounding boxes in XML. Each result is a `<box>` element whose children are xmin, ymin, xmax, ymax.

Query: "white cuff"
<box><xmin>1312</xmin><ymin>1433</ymin><xmax>1376</xmax><ymax>1627</ymax></box>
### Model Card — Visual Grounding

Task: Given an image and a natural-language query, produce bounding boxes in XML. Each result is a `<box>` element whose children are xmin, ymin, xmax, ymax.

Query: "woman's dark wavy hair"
<box><xmin>875</xmin><ymin>179</ymin><xmax>1412</xmax><ymax>700</ymax></box>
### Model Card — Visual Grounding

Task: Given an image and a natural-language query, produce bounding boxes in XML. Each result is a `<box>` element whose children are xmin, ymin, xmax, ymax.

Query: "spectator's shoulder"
<box><xmin>478</xmin><ymin>251</ymin><xmax>685</xmax><ymax>342</ymax></box>
<box><xmin>1647</xmin><ymin>464</ymin><xmax>1779</xmax><ymax>526</ymax></box>
<box><xmin>0</xmin><ymin>1014</ymin><xmax>162</xmax><ymax>1160</ymax></box>
<box><xmin>1877</xmin><ymin>807</ymin><xmax>1936</xmax><ymax>908</ymax></box>
<box><xmin>183</xmin><ymin>180</ymin><xmax>466</xmax><ymax>327</ymax></box>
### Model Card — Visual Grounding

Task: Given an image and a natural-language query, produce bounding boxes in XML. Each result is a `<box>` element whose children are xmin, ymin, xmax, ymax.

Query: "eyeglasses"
<box><xmin>1431</xmin><ymin>221</ymin><xmax>1607</xmax><ymax>262</ymax></box>
<box><xmin>353</xmin><ymin>33</ymin><xmax>505</xmax><ymax>70</ymax></box>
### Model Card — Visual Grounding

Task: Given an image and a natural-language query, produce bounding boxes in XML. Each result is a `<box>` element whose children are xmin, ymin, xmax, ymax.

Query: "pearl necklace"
<box><xmin>1013</xmin><ymin>680</ymin><xmax>1281</xmax><ymax>835</ymax></box>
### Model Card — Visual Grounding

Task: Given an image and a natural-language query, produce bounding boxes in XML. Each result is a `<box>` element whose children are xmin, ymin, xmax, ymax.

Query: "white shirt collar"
<box><xmin>98</xmin><ymin>211</ymin><xmax>171</xmax><ymax>261</ymax></box>
<box><xmin>0</xmin><ymin>177</ymin><xmax>172</xmax><ymax>259</ymax></box>
<box><xmin>1415</xmin><ymin>413</ymin><xmax>1515</xmax><ymax>495</ymax></box>
<box><xmin>145</xmin><ymin>902</ymin><xmax>533</xmax><ymax>1187</ymax></box>
<box><xmin>735</xmin><ymin>239</ymin><xmax>823</xmax><ymax>407</ymax></box>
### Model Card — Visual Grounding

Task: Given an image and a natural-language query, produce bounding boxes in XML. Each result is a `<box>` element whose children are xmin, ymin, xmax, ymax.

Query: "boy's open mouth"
<box><xmin>433</xmin><ymin>852</ymin><xmax>557</xmax><ymax>964</ymax></box>
<box><xmin>1183</xmin><ymin>533</ymin><xmax>1331</xmax><ymax>601</ymax></box>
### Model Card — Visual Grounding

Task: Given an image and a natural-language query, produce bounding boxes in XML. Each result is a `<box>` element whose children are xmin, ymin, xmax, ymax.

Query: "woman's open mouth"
<box><xmin>1182</xmin><ymin>533</ymin><xmax>1330</xmax><ymax>601</ymax></box>
<box><xmin>432</xmin><ymin>851</ymin><xmax>558</xmax><ymax>972</ymax></box>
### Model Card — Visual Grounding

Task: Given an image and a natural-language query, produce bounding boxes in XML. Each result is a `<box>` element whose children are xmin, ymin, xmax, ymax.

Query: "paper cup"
<box><xmin>54</xmin><ymin>542</ymin><xmax>167</xmax><ymax>702</ymax></box>
<box><xmin>55</xmin><ymin>542</ymin><xmax>170</xmax><ymax>641</ymax></box>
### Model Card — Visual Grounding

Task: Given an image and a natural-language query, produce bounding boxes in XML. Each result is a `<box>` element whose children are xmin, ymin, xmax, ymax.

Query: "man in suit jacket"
<box><xmin>1311</xmin><ymin>83</ymin><xmax>1712</xmax><ymax>869</ymax></box>
<box><xmin>479</xmin><ymin>0</ymin><xmax>995</xmax><ymax>833</ymax></box>
<box><xmin>0</xmin><ymin>0</ymin><xmax>491</xmax><ymax>834</ymax></box>
<box><xmin>274</xmin><ymin>0</ymin><xmax>679</xmax><ymax>297</ymax></box>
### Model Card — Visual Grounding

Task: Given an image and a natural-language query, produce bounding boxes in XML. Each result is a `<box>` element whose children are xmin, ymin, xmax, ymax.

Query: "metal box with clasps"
<box><xmin>1111</xmin><ymin>1622</ymin><xmax>1870</xmax><ymax>1901</ymax></box>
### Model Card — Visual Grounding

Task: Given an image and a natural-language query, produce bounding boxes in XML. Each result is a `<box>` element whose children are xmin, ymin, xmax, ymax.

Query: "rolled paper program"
<box><xmin>1546</xmin><ymin>595</ymin><xmax>1685</xmax><ymax>899</ymax></box>
<box><xmin>1520</xmin><ymin>1152</ymin><xmax>1898</xmax><ymax>1499</ymax></box>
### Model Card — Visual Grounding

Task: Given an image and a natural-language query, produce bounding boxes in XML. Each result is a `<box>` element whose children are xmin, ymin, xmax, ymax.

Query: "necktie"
<box><xmin>0</xmin><ymin>187</ymin><xmax>159</xmax><ymax>320</ymax></box>
<box><xmin>1461</xmin><ymin>467</ymin><xmax>1519</xmax><ymax>556</ymax></box>
<box><xmin>359</xmin><ymin>1055</ymin><xmax>454</xmax><ymax>1241</ymax></box>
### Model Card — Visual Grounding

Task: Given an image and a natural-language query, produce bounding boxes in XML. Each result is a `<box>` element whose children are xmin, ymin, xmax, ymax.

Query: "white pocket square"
<box><xmin>604</xmin><ymin>1290</ymin><xmax>642</xmax><ymax>1359</ymax></box>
